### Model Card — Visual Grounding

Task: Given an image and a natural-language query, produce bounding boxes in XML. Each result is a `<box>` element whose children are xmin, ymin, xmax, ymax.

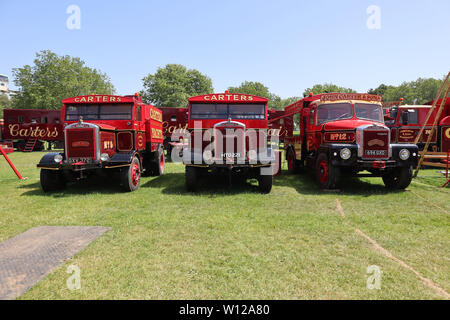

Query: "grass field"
<box><xmin>0</xmin><ymin>151</ymin><xmax>449</xmax><ymax>299</ymax></box>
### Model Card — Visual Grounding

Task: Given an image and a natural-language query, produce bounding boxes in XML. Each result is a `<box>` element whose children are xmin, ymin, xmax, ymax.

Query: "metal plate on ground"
<box><xmin>0</xmin><ymin>226</ymin><xmax>110</xmax><ymax>300</ymax></box>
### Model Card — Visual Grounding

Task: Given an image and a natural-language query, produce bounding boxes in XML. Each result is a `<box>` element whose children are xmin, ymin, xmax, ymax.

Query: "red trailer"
<box><xmin>384</xmin><ymin>98</ymin><xmax>450</xmax><ymax>152</ymax></box>
<box><xmin>2</xmin><ymin>109</ymin><xmax>63</xmax><ymax>151</ymax></box>
<box><xmin>271</xmin><ymin>93</ymin><xmax>419</xmax><ymax>189</ymax></box>
<box><xmin>37</xmin><ymin>94</ymin><xmax>165</xmax><ymax>192</ymax></box>
<box><xmin>161</xmin><ymin>107</ymin><xmax>188</xmax><ymax>157</ymax></box>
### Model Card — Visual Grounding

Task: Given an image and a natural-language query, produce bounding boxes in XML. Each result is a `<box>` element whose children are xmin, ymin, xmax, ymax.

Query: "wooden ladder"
<box><xmin>23</xmin><ymin>138</ymin><xmax>38</xmax><ymax>152</ymax></box>
<box><xmin>414</xmin><ymin>71</ymin><xmax>450</xmax><ymax>177</ymax></box>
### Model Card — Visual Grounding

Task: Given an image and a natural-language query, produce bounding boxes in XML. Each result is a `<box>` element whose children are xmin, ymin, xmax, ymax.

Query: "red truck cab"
<box><xmin>37</xmin><ymin>94</ymin><xmax>165</xmax><ymax>192</ymax></box>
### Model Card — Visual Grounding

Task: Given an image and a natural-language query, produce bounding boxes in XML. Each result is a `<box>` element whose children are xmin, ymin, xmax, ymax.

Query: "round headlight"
<box><xmin>100</xmin><ymin>153</ymin><xmax>110</xmax><ymax>162</ymax></box>
<box><xmin>340</xmin><ymin>148</ymin><xmax>351</xmax><ymax>160</ymax></box>
<box><xmin>399</xmin><ymin>149</ymin><xmax>410</xmax><ymax>160</ymax></box>
<box><xmin>54</xmin><ymin>154</ymin><xmax>63</xmax><ymax>163</ymax></box>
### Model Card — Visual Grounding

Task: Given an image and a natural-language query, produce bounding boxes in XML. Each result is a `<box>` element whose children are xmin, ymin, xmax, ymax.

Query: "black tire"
<box><xmin>142</xmin><ymin>147</ymin><xmax>165</xmax><ymax>177</ymax></box>
<box><xmin>151</xmin><ymin>147</ymin><xmax>165</xmax><ymax>176</ymax></box>
<box><xmin>121</xmin><ymin>157</ymin><xmax>141</xmax><ymax>192</ymax></box>
<box><xmin>258</xmin><ymin>173</ymin><xmax>273</xmax><ymax>194</ymax></box>
<box><xmin>40</xmin><ymin>169</ymin><xmax>66</xmax><ymax>192</ymax></box>
<box><xmin>185</xmin><ymin>166</ymin><xmax>198</xmax><ymax>192</ymax></box>
<box><xmin>287</xmin><ymin>148</ymin><xmax>302</xmax><ymax>174</ymax></box>
<box><xmin>382</xmin><ymin>166</ymin><xmax>413</xmax><ymax>189</ymax></box>
<box><xmin>315</xmin><ymin>153</ymin><xmax>341</xmax><ymax>189</ymax></box>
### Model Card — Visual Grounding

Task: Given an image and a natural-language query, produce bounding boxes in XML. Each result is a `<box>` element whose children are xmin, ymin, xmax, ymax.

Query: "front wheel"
<box><xmin>40</xmin><ymin>169</ymin><xmax>66</xmax><ymax>192</ymax></box>
<box><xmin>382</xmin><ymin>166</ymin><xmax>413</xmax><ymax>189</ymax></box>
<box><xmin>315</xmin><ymin>153</ymin><xmax>341</xmax><ymax>189</ymax></box>
<box><xmin>121</xmin><ymin>157</ymin><xmax>141</xmax><ymax>192</ymax></box>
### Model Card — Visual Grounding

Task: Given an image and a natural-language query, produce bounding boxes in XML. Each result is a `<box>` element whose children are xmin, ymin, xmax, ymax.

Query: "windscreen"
<box><xmin>190</xmin><ymin>103</ymin><xmax>266</xmax><ymax>120</ymax></box>
<box><xmin>65</xmin><ymin>104</ymin><xmax>133</xmax><ymax>121</ymax></box>
<box><xmin>355</xmin><ymin>103</ymin><xmax>384</xmax><ymax>123</ymax></box>
<box><xmin>317</xmin><ymin>103</ymin><xmax>353</xmax><ymax>124</ymax></box>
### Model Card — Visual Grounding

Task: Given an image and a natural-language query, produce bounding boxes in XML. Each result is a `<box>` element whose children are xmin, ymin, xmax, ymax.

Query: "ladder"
<box><xmin>23</xmin><ymin>138</ymin><xmax>38</xmax><ymax>152</ymax></box>
<box><xmin>414</xmin><ymin>71</ymin><xmax>450</xmax><ymax>179</ymax></box>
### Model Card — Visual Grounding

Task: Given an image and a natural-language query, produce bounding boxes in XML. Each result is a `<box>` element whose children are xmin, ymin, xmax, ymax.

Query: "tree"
<box><xmin>227</xmin><ymin>81</ymin><xmax>295</xmax><ymax>110</ymax></box>
<box><xmin>303</xmin><ymin>83</ymin><xmax>356</xmax><ymax>97</ymax></box>
<box><xmin>0</xmin><ymin>93</ymin><xmax>11</xmax><ymax>115</ymax></box>
<box><xmin>141</xmin><ymin>64</ymin><xmax>213</xmax><ymax>108</ymax></box>
<box><xmin>368</xmin><ymin>84</ymin><xmax>394</xmax><ymax>96</ymax></box>
<box><xmin>11</xmin><ymin>50</ymin><xmax>115</xmax><ymax>109</ymax></box>
<box><xmin>381</xmin><ymin>77</ymin><xmax>443</xmax><ymax>104</ymax></box>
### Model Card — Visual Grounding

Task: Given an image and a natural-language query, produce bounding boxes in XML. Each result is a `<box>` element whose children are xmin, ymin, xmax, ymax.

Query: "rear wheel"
<box><xmin>185</xmin><ymin>166</ymin><xmax>198</xmax><ymax>192</ymax></box>
<box><xmin>315</xmin><ymin>153</ymin><xmax>341</xmax><ymax>189</ymax></box>
<box><xmin>382</xmin><ymin>166</ymin><xmax>413</xmax><ymax>189</ymax></box>
<box><xmin>40</xmin><ymin>169</ymin><xmax>66</xmax><ymax>192</ymax></box>
<box><xmin>121</xmin><ymin>157</ymin><xmax>141</xmax><ymax>192</ymax></box>
<box><xmin>287</xmin><ymin>148</ymin><xmax>302</xmax><ymax>174</ymax></box>
<box><xmin>258</xmin><ymin>172</ymin><xmax>273</xmax><ymax>194</ymax></box>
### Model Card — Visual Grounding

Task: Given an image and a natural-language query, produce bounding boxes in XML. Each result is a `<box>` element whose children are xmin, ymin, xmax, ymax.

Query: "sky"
<box><xmin>0</xmin><ymin>0</ymin><xmax>449</xmax><ymax>98</ymax></box>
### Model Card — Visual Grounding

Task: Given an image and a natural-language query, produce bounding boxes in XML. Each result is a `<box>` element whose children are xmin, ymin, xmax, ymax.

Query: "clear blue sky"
<box><xmin>1</xmin><ymin>0</ymin><xmax>449</xmax><ymax>98</ymax></box>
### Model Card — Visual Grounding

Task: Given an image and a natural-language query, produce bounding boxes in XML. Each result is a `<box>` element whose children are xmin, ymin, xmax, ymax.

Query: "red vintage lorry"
<box><xmin>2</xmin><ymin>109</ymin><xmax>63</xmax><ymax>151</ymax></box>
<box><xmin>36</xmin><ymin>94</ymin><xmax>165</xmax><ymax>192</ymax></box>
<box><xmin>180</xmin><ymin>92</ymin><xmax>275</xmax><ymax>193</ymax></box>
<box><xmin>270</xmin><ymin>93</ymin><xmax>419</xmax><ymax>189</ymax></box>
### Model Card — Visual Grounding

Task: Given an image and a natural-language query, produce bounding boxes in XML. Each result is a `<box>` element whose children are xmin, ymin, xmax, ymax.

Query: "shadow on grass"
<box><xmin>20</xmin><ymin>176</ymin><xmax>124</xmax><ymax>197</ymax></box>
<box><xmin>273</xmin><ymin>170</ymin><xmax>406</xmax><ymax>197</ymax></box>
<box><xmin>142</xmin><ymin>172</ymin><xmax>262</xmax><ymax>196</ymax></box>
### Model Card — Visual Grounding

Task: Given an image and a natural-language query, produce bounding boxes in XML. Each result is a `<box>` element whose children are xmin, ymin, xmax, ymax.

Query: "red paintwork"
<box><xmin>385</xmin><ymin>100</ymin><xmax>450</xmax><ymax>151</ymax></box>
<box><xmin>187</xmin><ymin>93</ymin><xmax>269</xmax><ymax>129</ymax></box>
<box><xmin>2</xmin><ymin>109</ymin><xmax>63</xmax><ymax>141</ymax></box>
<box><xmin>161</xmin><ymin>107</ymin><xmax>188</xmax><ymax>137</ymax></box>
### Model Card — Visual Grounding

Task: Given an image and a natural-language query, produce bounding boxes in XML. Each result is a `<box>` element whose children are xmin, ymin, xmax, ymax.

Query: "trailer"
<box><xmin>37</xmin><ymin>94</ymin><xmax>165</xmax><ymax>192</ymax></box>
<box><xmin>2</xmin><ymin>109</ymin><xmax>63</xmax><ymax>151</ymax></box>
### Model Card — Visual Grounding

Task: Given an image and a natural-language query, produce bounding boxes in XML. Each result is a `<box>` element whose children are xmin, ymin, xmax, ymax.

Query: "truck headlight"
<box><xmin>54</xmin><ymin>154</ymin><xmax>63</xmax><ymax>163</ymax></box>
<box><xmin>399</xmin><ymin>149</ymin><xmax>410</xmax><ymax>160</ymax></box>
<box><xmin>100</xmin><ymin>153</ymin><xmax>110</xmax><ymax>162</ymax></box>
<box><xmin>340</xmin><ymin>148</ymin><xmax>351</xmax><ymax>160</ymax></box>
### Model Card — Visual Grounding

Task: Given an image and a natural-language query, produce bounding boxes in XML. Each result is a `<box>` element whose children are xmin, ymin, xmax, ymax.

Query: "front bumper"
<box><xmin>323</xmin><ymin>143</ymin><xmax>419</xmax><ymax>169</ymax></box>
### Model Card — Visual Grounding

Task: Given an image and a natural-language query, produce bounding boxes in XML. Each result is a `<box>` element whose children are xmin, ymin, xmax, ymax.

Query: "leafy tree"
<box><xmin>368</xmin><ymin>84</ymin><xmax>394</xmax><ymax>96</ymax></box>
<box><xmin>0</xmin><ymin>93</ymin><xmax>11</xmax><ymax>116</ymax></box>
<box><xmin>228</xmin><ymin>81</ymin><xmax>272</xmax><ymax>99</ymax></box>
<box><xmin>141</xmin><ymin>64</ymin><xmax>213</xmax><ymax>108</ymax></box>
<box><xmin>227</xmin><ymin>81</ymin><xmax>296</xmax><ymax>110</ymax></box>
<box><xmin>303</xmin><ymin>83</ymin><xmax>356</xmax><ymax>97</ymax></box>
<box><xmin>11</xmin><ymin>50</ymin><xmax>115</xmax><ymax>109</ymax></box>
<box><xmin>381</xmin><ymin>77</ymin><xmax>443</xmax><ymax>104</ymax></box>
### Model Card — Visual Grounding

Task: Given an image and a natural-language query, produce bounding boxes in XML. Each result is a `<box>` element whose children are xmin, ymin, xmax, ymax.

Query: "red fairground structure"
<box><xmin>384</xmin><ymin>98</ymin><xmax>450</xmax><ymax>152</ymax></box>
<box><xmin>2</xmin><ymin>109</ymin><xmax>63</xmax><ymax>151</ymax></box>
<box><xmin>161</xmin><ymin>107</ymin><xmax>188</xmax><ymax>158</ymax></box>
<box><xmin>271</xmin><ymin>93</ymin><xmax>419</xmax><ymax>189</ymax></box>
<box><xmin>36</xmin><ymin>94</ymin><xmax>165</xmax><ymax>192</ymax></box>
<box><xmin>181</xmin><ymin>92</ymin><xmax>275</xmax><ymax>193</ymax></box>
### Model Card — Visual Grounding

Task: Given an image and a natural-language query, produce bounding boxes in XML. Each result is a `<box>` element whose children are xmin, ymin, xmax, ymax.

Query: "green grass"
<box><xmin>0</xmin><ymin>151</ymin><xmax>449</xmax><ymax>299</ymax></box>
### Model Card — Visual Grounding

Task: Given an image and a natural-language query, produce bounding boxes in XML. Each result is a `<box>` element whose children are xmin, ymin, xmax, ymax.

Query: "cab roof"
<box><xmin>189</xmin><ymin>92</ymin><xmax>268</xmax><ymax>103</ymax></box>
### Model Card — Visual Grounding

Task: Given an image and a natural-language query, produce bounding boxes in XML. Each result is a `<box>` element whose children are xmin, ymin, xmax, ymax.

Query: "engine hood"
<box><xmin>323</xmin><ymin>119</ymin><xmax>387</xmax><ymax>131</ymax></box>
